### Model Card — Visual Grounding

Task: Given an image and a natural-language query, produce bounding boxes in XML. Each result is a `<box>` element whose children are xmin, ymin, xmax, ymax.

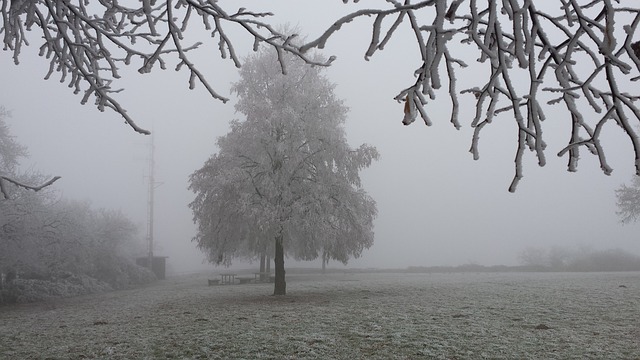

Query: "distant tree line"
<box><xmin>403</xmin><ymin>246</ymin><xmax>640</xmax><ymax>273</ymax></box>
<box><xmin>0</xmin><ymin>110</ymin><xmax>154</xmax><ymax>303</ymax></box>
<box><xmin>519</xmin><ymin>246</ymin><xmax>640</xmax><ymax>272</ymax></box>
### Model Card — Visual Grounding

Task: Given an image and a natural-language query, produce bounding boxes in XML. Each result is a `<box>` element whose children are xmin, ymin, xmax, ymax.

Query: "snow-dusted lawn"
<box><xmin>1</xmin><ymin>271</ymin><xmax>638</xmax><ymax>359</ymax></box>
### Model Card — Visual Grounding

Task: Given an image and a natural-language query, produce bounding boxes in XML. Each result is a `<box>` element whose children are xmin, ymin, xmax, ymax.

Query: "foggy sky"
<box><xmin>1</xmin><ymin>1</ymin><xmax>639</xmax><ymax>273</ymax></box>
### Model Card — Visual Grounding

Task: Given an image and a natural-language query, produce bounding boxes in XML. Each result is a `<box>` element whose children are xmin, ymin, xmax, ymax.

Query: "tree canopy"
<box><xmin>2</xmin><ymin>1</ymin><xmax>640</xmax><ymax>190</ymax></box>
<box><xmin>189</xmin><ymin>47</ymin><xmax>378</xmax><ymax>295</ymax></box>
<box><xmin>615</xmin><ymin>175</ymin><xmax>640</xmax><ymax>224</ymax></box>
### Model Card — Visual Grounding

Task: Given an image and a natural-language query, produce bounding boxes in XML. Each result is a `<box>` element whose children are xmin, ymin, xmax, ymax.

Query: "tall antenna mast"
<box><xmin>146</xmin><ymin>134</ymin><xmax>156</xmax><ymax>270</ymax></box>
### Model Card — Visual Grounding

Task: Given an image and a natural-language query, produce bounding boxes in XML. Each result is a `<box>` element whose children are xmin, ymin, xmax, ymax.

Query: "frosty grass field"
<box><xmin>1</xmin><ymin>271</ymin><xmax>639</xmax><ymax>359</ymax></box>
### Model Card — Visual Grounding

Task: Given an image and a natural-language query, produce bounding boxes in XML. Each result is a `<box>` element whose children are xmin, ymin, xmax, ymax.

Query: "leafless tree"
<box><xmin>2</xmin><ymin>1</ymin><xmax>640</xmax><ymax>190</ymax></box>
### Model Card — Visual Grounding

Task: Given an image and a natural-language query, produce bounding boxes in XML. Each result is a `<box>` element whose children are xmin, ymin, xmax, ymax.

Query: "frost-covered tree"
<box><xmin>189</xmin><ymin>47</ymin><xmax>378</xmax><ymax>295</ymax></box>
<box><xmin>0</xmin><ymin>111</ymin><xmax>145</xmax><ymax>292</ymax></box>
<box><xmin>0</xmin><ymin>108</ymin><xmax>59</xmax><ymax>199</ymax></box>
<box><xmin>0</xmin><ymin>116</ymin><xmax>65</xmax><ymax>277</ymax></box>
<box><xmin>615</xmin><ymin>175</ymin><xmax>640</xmax><ymax>223</ymax></box>
<box><xmin>0</xmin><ymin>187</ymin><xmax>52</xmax><ymax>278</ymax></box>
<box><xmin>3</xmin><ymin>1</ymin><xmax>640</xmax><ymax>190</ymax></box>
<box><xmin>0</xmin><ymin>108</ymin><xmax>26</xmax><ymax>174</ymax></box>
<box><xmin>1</xmin><ymin>192</ymin><xmax>151</xmax><ymax>298</ymax></box>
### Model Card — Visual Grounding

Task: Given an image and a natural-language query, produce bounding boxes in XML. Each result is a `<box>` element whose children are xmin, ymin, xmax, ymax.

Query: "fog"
<box><xmin>2</xmin><ymin>1</ymin><xmax>640</xmax><ymax>273</ymax></box>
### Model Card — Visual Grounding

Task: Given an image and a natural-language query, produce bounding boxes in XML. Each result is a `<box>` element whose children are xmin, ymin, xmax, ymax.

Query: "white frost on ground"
<box><xmin>1</xmin><ymin>271</ymin><xmax>639</xmax><ymax>359</ymax></box>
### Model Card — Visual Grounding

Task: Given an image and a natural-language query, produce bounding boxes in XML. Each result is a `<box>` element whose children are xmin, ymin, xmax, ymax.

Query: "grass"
<box><xmin>1</xmin><ymin>271</ymin><xmax>639</xmax><ymax>359</ymax></box>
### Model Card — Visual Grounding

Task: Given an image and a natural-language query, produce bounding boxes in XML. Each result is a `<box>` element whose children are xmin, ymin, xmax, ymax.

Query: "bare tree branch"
<box><xmin>3</xmin><ymin>1</ymin><xmax>640</xmax><ymax>190</ymax></box>
<box><xmin>301</xmin><ymin>0</ymin><xmax>640</xmax><ymax>191</ymax></box>
<box><xmin>1</xmin><ymin>1</ymin><xmax>333</xmax><ymax>135</ymax></box>
<box><xmin>0</xmin><ymin>175</ymin><xmax>61</xmax><ymax>200</ymax></box>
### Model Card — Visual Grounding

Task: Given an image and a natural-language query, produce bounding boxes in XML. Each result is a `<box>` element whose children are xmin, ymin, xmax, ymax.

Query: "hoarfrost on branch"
<box><xmin>3</xmin><ymin>1</ymin><xmax>640</xmax><ymax>190</ymax></box>
<box><xmin>0</xmin><ymin>108</ymin><xmax>60</xmax><ymax>199</ymax></box>
<box><xmin>301</xmin><ymin>0</ymin><xmax>640</xmax><ymax>191</ymax></box>
<box><xmin>1</xmin><ymin>0</ymin><xmax>332</xmax><ymax>135</ymax></box>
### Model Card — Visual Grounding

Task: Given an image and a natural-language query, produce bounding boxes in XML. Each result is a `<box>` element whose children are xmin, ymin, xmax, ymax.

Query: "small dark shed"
<box><xmin>136</xmin><ymin>256</ymin><xmax>168</xmax><ymax>280</ymax></box>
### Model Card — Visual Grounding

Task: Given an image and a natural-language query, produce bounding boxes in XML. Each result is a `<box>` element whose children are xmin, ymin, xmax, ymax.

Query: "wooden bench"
<box><xmin>237</xmin><ymin>277</ymin><xmax>253</xmax><ymax>285</ymax></box>
<box><xmin>207</xmin><ymin>279</ymin><xmax>220</xmax><ymax>286</ymax></box>
<box><xmin>219</xmin><ymin>273</ymin><xmax>236</xmax><ymax>285</ymax></box>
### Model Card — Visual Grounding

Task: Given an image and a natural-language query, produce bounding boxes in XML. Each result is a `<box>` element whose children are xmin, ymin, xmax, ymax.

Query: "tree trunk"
<box><xmin>259</xmin><ymin>253</ymin><xmax>266</xmax><ymax>281</ymax></box>
<box><xmin>273</xmin><ymin>235</ymin><xmax>286</xmax><ymax>295</ymax></box>
<box><xmin>322</xmin><ymin>251</ymin><xmax>326</xmax><ymax>274</ymax></box>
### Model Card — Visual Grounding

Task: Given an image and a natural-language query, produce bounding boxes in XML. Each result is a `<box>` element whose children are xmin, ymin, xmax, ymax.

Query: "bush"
<box><xmin>0</xmin><ymin>274</ymin><xmax>111</xmax><ymax>304</ymax></box>
<box><xmin>94</xmin><ymin>257</ymin><xmax>156</xmax><ymax>290</ymax></box>
<box><xmin>0</xmin><ymin>261</ymin><xmax>156</xmax><ymax>304</ymax></box>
